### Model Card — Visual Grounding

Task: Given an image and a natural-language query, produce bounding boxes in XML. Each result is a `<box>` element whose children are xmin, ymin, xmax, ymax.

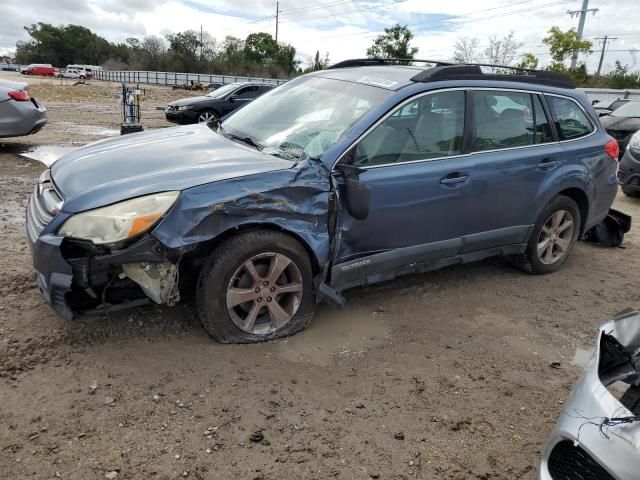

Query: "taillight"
<box><xmin>605</xmin><ymin>138</ymin><xmax>619</xmax><ymax>160</ymax></box>
<box><xmin>8</xmin><ymin>90</ymin><xmax>30</xmax><ymax>101</ymax></box>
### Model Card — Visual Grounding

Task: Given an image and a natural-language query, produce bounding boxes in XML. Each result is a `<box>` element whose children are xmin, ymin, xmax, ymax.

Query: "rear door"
<box><xmin>460</xmin><ymin>89</ymin><xmax>561</xmax><ymax>245</ymax></box>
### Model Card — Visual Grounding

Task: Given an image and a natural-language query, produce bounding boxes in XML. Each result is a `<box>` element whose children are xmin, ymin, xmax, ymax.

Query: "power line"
<box><xmin>281</xmin><ymin>0</ymin><xmax>407</xmax><ymax>23</ymax></box>
<box><xmin>316</xmin><ymin>0</ymin><xmax>573</xmax><ymax>39</ymax></box>
<box><xmin>279</xmin><ymin>0</ymin><xmax>355</xmax><ymax>15</ymax></box>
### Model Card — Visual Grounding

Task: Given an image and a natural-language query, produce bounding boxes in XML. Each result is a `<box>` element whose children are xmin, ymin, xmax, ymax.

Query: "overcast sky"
<box><xmin>1</xmin><ymin>0</ymin><xmax>639</xmax><ymax>73</ymax></box>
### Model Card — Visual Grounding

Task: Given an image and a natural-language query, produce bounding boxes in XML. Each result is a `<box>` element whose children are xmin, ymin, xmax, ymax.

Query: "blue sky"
<box><xmin>2</xmin><ymin>0</ymin><xmax>639</xmax><ymax>73</ymax></box>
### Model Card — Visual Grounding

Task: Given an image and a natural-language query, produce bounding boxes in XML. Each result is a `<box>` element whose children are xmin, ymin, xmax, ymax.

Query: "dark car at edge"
<box><xmin>600</xmin><ymin>100</ymin><xmax>640</xmax><ymax>155</ymax></box>
<box><xmin>27</xmin><ymin>59</ymin><xmax>620</xmax><ymax>344</ymax></box>
<box><xmin>165</xmin><ymin>81</ymin><xmax>274</xmax><ymax>124</ymax></box>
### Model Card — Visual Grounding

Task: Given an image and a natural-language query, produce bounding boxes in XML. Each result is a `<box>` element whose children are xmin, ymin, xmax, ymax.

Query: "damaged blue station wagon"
<box><xmin>27</xmin><ymin>59</ymin><xmax>620</xmax><ymax>343</ymax></box>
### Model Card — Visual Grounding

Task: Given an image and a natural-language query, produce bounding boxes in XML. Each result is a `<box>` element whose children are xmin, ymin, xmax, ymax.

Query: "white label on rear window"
<box><xmin>357</xmin><ymin>76</ymin><xmax>398</xmax><ymax>88</ymax></box>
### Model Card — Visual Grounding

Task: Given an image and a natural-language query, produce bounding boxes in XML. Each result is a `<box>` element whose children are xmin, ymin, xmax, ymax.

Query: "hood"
<box><xmin>168</xmin><ymin>96</ymin><xmax>213</xmax><ymax>107</ymax></box>
<box><xmin>601</xmin><ymin>115</ymin><xmax>640</xmax><ymax>131</ymax></box>
<box><xmin>51</xmin><ymin>124</ymin><xmax>293</xmax><ymax>213</ymax></box>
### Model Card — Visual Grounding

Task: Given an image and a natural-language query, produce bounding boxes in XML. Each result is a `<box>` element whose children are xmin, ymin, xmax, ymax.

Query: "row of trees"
<box><xmin>13</xmin><ymin>21</ymin><xmax>640</xmax><ymax>88</ymax></box>
<box><xmin>366</xmin><ymin>24</ymin><xmax>640</xmax><ymax>89</ymax></box>
<box><xmin>15</xmin><ymin>23</ymin><xmax>300</xmax><ymax>78</ymax></box>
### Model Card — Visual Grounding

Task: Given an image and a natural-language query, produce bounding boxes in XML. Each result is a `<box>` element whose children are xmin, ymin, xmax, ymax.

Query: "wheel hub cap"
<box><xmin>226</xmin><ymin>252</ymin><xmax>303</xmax><ymax>335</ymax></box>
<box><xmin>536</xmin><ymin>209</ymin><xmax>575</xmax><ymax>265</ymax></box>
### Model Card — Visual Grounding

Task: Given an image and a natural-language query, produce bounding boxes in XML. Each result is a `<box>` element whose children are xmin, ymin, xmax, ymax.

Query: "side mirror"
<box><xmin>336</xmin><ymin>162</ymin><xmax>370</xmax><ymax>221</ymax></box>
<box><xmin>228</xmin><ymin>94</ymin><xmax>238</xmax><ymax>103</ymax></box>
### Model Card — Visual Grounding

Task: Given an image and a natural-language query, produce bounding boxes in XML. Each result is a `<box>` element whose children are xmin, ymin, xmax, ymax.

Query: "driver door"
<box><xmin>331</xmin><ymin>90</ymin><xmax>475</xmax><ymax>288</ymax></box>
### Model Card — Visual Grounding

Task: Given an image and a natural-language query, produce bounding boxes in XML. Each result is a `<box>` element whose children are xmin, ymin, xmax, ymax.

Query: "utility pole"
<box><xmin>275</xmin><ymin>1</ymin><xmax>280</xmax><ymax>43</ymax></box>
<box><xmin>567</xmin><ymin>0</ymin><xmax>599</xmax><ymax>70</ymax></box>
<box><xmin>595</xmin><ymin>36</ymin><xmax>617</xmax><ymax>75</ymax></box>
<box><xmin>200</xmin><ymin>25</ymin><xmax>203</xmax><ymax>61</ymax></box>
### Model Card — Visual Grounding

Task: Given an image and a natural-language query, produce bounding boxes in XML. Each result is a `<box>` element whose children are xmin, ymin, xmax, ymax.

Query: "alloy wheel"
<box><xmin>537</xmin><ymin>209</ymin><xmax>575</xmax><ymax>265</ymax></box>
<box><xmin>226</xmin><ymin>252</ymin><xmax>303</xmax><ymax>335</ymax></box>
<box><xmin>198</xmin><ymin>112</ymin><xmax>216</xmax><ymax>123</ymax></box>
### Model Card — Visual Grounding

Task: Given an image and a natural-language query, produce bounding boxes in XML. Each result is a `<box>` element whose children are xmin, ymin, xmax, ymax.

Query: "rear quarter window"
<box><xmin>547</xmin><ymin>96</ymin><xmax>594</xmax><ymax>140</ymax></box>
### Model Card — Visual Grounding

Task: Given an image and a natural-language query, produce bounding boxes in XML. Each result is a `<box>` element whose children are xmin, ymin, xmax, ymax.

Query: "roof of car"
<box><xmin>313</xmin><ymin>66</ymin><xmax>423</xmax><ymax>91</ymax></box>
<box><xmin>313</xmin><ymin>59</ymin><xmax>574</xmax><ymax>91</ymax></box>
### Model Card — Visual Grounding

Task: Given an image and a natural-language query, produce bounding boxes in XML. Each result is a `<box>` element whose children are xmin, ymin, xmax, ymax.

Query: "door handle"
<box><xmin>440</xmin><ymin>173</ymin><xmax>469</xmax><ymax>185</ymax></box>
<box><xmin>537</xmin><ymin>158</ymin><xmax>559</xmax><ymax>170</ymax></box>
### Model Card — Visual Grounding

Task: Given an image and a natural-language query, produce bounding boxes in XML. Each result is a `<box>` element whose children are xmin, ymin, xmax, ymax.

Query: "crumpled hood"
<box><xmin>51</xmin><ymin>124</ymin><xmax>292</xmax><ymax>213</ymax></box>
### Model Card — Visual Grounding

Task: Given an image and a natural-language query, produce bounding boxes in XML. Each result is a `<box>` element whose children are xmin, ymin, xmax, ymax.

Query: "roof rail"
<box><xmin>327</xmin><ymin>58</ymin><xmax>452</xmax><ymax>69</ymax></box>
<box><xmin>326</xmin><ymin>58</ymin><xmax>574</xmax><ymax>89</ymax></box>
<box><xmin>411</xmin><ymin>64</ymin><xmax>574</xmax><ymax>89</ymax></box>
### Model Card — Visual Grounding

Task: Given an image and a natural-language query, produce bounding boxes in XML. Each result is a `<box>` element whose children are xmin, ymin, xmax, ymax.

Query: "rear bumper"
<box><xmin>0</xmin><ymin>97</ymin><xmax>47</xmax><ymax>138</ymax></box>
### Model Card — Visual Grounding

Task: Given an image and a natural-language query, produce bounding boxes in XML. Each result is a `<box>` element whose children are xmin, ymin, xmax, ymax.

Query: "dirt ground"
<box><xmin>1</xmin><ymin>71</ymin><xmax>639</xmax><ymax>480</ymax></box>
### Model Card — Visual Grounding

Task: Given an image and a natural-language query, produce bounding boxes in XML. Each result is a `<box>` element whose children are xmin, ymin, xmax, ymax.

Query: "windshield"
<box><xmin>611</xmin><ymin>101</ymin><xmax>640</xmax><ymax>118</ymax></box>
<box><xmin>221</xmin><ymin>76</ymin><xmax>391</xmax><ymax>160</ymax></box>
<box><xmin>207</xmin><ymin>83</ymin><xmax>239</xmax><ymax>99</ymax></box>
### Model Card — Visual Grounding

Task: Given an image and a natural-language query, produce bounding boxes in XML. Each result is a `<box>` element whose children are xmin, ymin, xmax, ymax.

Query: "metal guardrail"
<box><xmin>93</xmin><ymin>70</ymin><xmax>288</xmax><ymax>87</ymax></box>
<box><xmin>582</xmin><ymin>88</ymin><xmax>640</xmax><ymax>103</ymax></box>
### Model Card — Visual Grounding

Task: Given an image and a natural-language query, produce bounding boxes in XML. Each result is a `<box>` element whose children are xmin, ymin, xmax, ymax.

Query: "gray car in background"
<box><xmin>0</xmin><ymin>78</ymin><xmax>47</xmax><ymax>138</ymax></box>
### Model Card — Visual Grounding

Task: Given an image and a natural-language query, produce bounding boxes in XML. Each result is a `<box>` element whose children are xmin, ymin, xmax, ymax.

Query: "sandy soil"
<box><xmin>1</xmin><ymin>73</ymin><xmax>639</xmax><ymax>480</ymax></box>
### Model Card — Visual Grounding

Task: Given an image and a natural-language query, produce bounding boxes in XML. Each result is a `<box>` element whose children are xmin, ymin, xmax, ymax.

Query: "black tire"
<box><xmin>196</xmin><ymin>230</ymin><xmax>315</xmax><ymax>343</ymax></box>
<box><xmin>622</xmin><ymin>186</ymin><xmax>640</xmax><ymax>197</ymax></box>
<box><xmin>514</xmin><ymin>195</ymin><xmax>581</xmax><ymax>274</ymax></box>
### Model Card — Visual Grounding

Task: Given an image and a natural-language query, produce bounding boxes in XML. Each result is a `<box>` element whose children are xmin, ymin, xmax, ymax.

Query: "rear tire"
<box><xmin>514</xmin><ymin>195</ymin><xmax>581</xmax><ymax>274</ymax></box>
<box><xmin>196</xmin><ymin>231</ymin><xmax>315</xmax><ymax>343</ymax></box>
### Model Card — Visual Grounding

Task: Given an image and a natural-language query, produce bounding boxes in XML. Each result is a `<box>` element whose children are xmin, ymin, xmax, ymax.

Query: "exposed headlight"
<box><xmin>629</xmin><ymin>131</ymin><xmax>640</xmax><ymax>154</ymax></box>
<box><xmin>176</xmin><ymin>105</ymin><xmax>193</xmax><ymax>111</ymax></box>
<box><xmin>58</xmin><ymin>191</ymin><xmax>179</xmax><ymax>244</ymax></box>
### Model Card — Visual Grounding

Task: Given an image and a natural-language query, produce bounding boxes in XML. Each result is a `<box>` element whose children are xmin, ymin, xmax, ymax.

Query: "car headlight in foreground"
<box><xmin>628</xmin><ymin>131</ymin><xmax>640</xmax><ymax>155</ymax></box>
<box><xmin>176</xmin><ymin>105</ymin><xmax>193</xmax><ymax>111</ymax></box>
<box><xmin>58</xmin><ymin>191</ymin><xmax>179</xmax><ymax>244</ymax></box>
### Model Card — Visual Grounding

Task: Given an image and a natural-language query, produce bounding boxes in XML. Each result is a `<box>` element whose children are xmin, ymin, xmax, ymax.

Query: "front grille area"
<box><xmin>26</xmin><ymin>171</ymin><xmax>63</xmax><ymax>242</ymax></box>
<box><xmin>548</xmin><ymin>440</ymin><xmax>615</xmax><ymax>480</ymax></box>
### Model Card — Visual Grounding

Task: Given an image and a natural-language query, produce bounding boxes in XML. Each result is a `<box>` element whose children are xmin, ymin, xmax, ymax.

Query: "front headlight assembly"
<box><xmin>176</xmin><ymin>105</ymin><xmax>193</xmax><ymax>111</ymax></box>
<box><xmin>629</xmin><ymin>131</ymin><xmax>640</xmax><ymax>155</ymax></box>
<box><xmin>58</xmin><ymin>191</ymin><xmax>179</xmax><ymax>244</ymax></box>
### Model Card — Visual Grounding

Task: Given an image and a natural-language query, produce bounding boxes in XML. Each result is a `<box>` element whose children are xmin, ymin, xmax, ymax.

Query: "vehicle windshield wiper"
<box><xmin>224</xmin><ymin>131</ymin><xmax>263</xmax><ymax>151</ymax></box>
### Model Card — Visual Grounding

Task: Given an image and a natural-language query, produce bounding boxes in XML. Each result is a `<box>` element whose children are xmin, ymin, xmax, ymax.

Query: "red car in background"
<box><xmin>21</xmin><ymin>64</ymin><xmax>56</xmax><ymax>77</ymax></box>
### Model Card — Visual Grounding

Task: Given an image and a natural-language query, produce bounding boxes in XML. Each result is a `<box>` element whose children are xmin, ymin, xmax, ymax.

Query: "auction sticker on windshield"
<box><xmin>357</xmin><ymin>76</ymin><xmax>399</xmax><ymax>89</ymax></box>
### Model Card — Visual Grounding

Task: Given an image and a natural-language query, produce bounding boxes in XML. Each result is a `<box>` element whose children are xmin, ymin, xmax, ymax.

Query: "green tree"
<box><xmin>366</xmin><ymin>24</ymin><xmax>418</xmax><ymax>63</ymax></box>
<box><xmin>517</xmin><ymin>53</ymin><xmax>539</xmax><ymax>70</ymax></box>
<box><xmin>244</xmin><ymin>32</ymin><xmax>279</xmax><ymax>64</ymax></box>
<box><xmin>542</xmin><ymin>27</ymin><xmax>592</xmax><ymax>71</ymax></box>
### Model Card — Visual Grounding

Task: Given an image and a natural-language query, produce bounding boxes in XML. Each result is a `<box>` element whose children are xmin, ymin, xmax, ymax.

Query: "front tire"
<box><xmin>196</xmin><ymin>231</ymin><xmax>315</xmax><ymax>343</ymax></box>
<box><xmin>197</xmin><ymin>110</ymin><xmax>218</xmax><ymax>124</ymax></box>
<box><xmin>515</xmin><ymin>195</ymin><xmax>581</xmax><ymax>274</ymax></box>
<box><xmin>622</xmin><ymin>186</ymin><xmax>640</xmax><ymax>197</ymax></box>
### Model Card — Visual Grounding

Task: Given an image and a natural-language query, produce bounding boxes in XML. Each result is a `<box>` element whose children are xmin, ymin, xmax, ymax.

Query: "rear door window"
<box><xmin>472</xmin><ymin>91</ymin><xmax>535</xmax><ymax>151</ymax></box>
<box><xmin>547</xmin><ymin>96</ymin><xmax>594</xmax><ymax>140</ymax></box>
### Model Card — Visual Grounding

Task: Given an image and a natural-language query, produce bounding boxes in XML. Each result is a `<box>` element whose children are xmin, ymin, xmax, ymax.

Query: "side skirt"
<box><xmin>330</xmin><ymin>243</ymin><xmax>527</xmax><ymax>292</ymax></box>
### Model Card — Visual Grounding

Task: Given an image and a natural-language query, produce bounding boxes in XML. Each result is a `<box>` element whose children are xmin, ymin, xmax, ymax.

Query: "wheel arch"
<box><xmin>177</xmin><ymin>222</ymin><xmax>324</xmax><ymax>282</ymax></box>
<box><xmin>557</xmin><ymin>187</ymin><xmax>590</xmax><ymax>235</ymax></box>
